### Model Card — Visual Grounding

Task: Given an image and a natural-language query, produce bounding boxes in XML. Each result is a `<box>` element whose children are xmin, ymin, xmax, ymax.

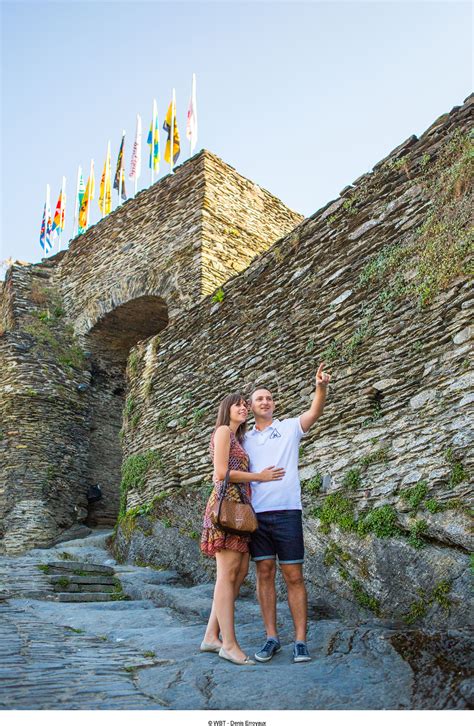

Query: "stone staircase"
<box><xmin>45</xmin><ymin>561</ymin><xmax>125</xmax><ymax>602</ymax></box>
<box><xmin>0</xmin><ymin>546</ymin><xmax>128</xmax><ymax>603</ymax></box>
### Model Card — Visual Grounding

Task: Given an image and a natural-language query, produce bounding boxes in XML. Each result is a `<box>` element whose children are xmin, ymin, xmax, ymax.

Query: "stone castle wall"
<box><xmin>114</xmin><ymin>95</ymin><xmax>473</xmax><ymax>627</ymax></box>
<box><xmin>0</xmin><ymin>151</ymin><xmax>302</xmax><ymax>553</ymax></box>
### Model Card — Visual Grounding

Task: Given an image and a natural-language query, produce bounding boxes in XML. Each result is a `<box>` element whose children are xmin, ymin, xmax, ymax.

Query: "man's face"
<box><xmin>250</xmin><ymin>389</ymin><xmax>275</xmax><ymax>419</ymax></box>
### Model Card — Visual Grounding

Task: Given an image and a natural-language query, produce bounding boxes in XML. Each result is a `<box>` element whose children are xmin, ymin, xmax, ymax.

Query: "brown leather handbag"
<box><xmin>210</xmin><ymin>469</ymin><xmax>258</xmax><ymax>535</ymax></box>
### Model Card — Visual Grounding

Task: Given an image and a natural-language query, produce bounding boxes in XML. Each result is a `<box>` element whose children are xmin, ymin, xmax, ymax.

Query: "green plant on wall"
<box><xmin>400</xmin><ymin>480</ymin><xmax>429</xmax><ymax>510</ymax></box>
<box><xmin>211</xmin><ymin>288</ymin><xmax>224</xmax><ymax>303</ymax></box>
<box><xmin>192</xmin><ymin>407</ymin><xmax>206</xmax><ymax>425</ymax></box>
<box><xmin>155</xmin><ymin>410</ymin><xmax>172</xmax><ymax>432</ymax></box>
<box><xmin>302</xmin><ymin>473</ymin><xmax>323</xmax><ymax>495</ymax></box>
<box><xmin>355</xmin><ymin>129</ymin><xmax>473</xmax><ymax>309</ymax></box>
<box><xmin>311</xmin><ymin>492</ymin><xmax>357</xmax><ymax>534</ymax></box>
<box><xmin>23</xmin><ymin>285</ymin><xmax>86</xmax><ymax>371</ymax></box>
<box><xmin>407</xmin><ymin>519</ymin><xmax>428</xmax><ymax>549</ymax></box>
<box><xmin>128</xmin><ymin>350</ymin><xmax>140</xmax><ymax>376</ymax></box>
<box><xmin>357</xmin><ymin>504</ymin><xmax>400</xmax><ymax>538</ymax></box>
<box><xmin>444</xmin><ymin>447</ymin><xmax>467</xmax><ymax>488</ymax></box>
<box><xmin>343</xmin><ymin>468</ymin><xmax>362</xmax><ymax>490</ymax></box>
<box><xmin>119</xmin><ymin>450</ymin><xmax>164</xmax><ymax>517</ymax></box>
<box><xmin>403</xmin><ymin>579</ymin><xmax>453</xmax><ymax>624</ymax></box>
<box><xmin>358</xmin><ymin>446</ymin><xmax>390</xmax><ymax>469</ymax></box>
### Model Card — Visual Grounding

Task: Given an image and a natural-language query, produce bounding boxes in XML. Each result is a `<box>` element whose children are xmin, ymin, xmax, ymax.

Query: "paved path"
<box><xmin>0</xmin><ymin>530</ymin><xmax>472</xmax><ymax>710</ymax></box>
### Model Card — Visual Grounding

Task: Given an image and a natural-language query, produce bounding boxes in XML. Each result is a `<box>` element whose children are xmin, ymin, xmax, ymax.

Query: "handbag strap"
<box><xmin>218</xmin><ymin>468</ymin><xmax>231</xmax><ymax>503</ymax></box>
<box><xmin>218</xmin><ymin>468</ymin><xmax>250</xmax><ymax>505</ymax></box>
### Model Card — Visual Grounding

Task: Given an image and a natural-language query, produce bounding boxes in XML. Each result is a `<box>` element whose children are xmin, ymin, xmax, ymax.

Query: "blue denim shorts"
<box><xmin>249</xmin><ymin>509</ymin><xmax>304</xmax><ymax>564</ymax></box>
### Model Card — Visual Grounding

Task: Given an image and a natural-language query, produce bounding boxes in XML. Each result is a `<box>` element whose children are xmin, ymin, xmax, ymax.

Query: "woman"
<box><xmin>200</xmin><ymin>392</ymin><xmax>285</xmax><ymax>665</ymax></box>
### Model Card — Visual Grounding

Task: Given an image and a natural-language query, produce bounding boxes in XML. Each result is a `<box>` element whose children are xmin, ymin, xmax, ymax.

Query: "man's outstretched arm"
<box><xmin>299</xmin><ymin>362</ymin><xmax>331</xmax><ymax>433</ymax></box>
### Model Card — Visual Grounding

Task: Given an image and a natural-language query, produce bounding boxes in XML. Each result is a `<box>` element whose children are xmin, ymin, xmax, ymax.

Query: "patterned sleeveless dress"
<box><xmin>200</xmin><ymin>429</ymin><xmax>252</xmax><ymax>557</ymax></box>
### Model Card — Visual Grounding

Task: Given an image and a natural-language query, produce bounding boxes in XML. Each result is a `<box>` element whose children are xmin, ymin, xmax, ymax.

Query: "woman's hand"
<box><xmin>257</xmin><ymin>466</ymin><xmax>285</xmax><ymax>482</ymax></box>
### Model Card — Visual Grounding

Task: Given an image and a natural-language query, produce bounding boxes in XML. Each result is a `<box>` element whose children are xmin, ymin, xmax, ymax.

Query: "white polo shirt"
<box><xmin>243</xmin><ymin>417</ymin><xmax>306</xmax><ymax>513</ymax></box>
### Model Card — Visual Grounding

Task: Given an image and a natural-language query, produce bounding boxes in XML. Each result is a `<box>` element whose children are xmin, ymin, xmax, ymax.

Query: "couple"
<box><xmin>200</xmin><ymin>363</ymin><xmax>331</xmax><ymax>665</ymax></box>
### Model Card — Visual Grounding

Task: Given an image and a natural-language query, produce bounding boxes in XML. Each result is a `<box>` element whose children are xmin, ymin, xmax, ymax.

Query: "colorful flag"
<box><xmin>114</xmin><ymin>132</ymin><xmax>127</xmax><ymax>200</ymax></box>
<box><xmin>129</xmin><ymin>114</ymin><xmax>142</xmax><ymax>181</ymax></box>
<box><xmin>163</xmin><ymin>95</ymin><xmax>180</xmax><ymax>165</ymax></box>
<box><xmin>98</xmin><ymin>141</ymin><xmax>112</xmax><ymax>216</ymax></box>
<box><xmin>147</xmin><ymin>100</ymin><xmax>160</xmax><ymax>172</ymax></box>
<box><xmin>39</xmin><ymin>202</ymin><xmax>47</xmax><ymax>251</ymax></box>
<box><xmin>78</xmin><ymin>162</ymin><xmax>95</xmax><ymax>233</ymax></box>
<box><xmin>45</xmin><ymin>194</ymin><xmax>52</xmax><ymax>254</ymax></box>
<box><xmin>186</xmin><ymin>73</ymin><xmax>198</xmax><ymax>154</ymax></box>
<box><xmin>77</xmin><ymin>168</ymin><xmax>85</xmax><ymax>211</ymax></box>
<box><xmin>52</xmin><ymin>185</ymin><xmax>66</xmax><ymax>239</ymax></box>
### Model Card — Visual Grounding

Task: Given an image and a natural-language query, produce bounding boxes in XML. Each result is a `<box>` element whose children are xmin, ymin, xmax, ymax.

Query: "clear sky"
<box><xmin>1</xmin><ymin>0</ymin><xmax>472</xmax><ymax>279</ymax></box>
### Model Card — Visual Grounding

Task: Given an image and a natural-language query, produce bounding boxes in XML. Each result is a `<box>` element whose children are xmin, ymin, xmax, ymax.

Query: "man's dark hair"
<box><xmin>249</xmin><ymin>387</ymin><xmax>274</xmax><ymax>404</ymax></box>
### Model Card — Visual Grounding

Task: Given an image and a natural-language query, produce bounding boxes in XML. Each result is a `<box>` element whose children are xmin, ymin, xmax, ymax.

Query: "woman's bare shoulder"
<box><xmin>214</xmin><ymin>424</ymin><xmax>231</xmax><ymax>438</ymax></box>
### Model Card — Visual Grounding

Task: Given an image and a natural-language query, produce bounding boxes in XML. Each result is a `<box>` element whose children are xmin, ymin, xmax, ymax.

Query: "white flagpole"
<box><xmin>87</xmin><ymin>159</ymin><xmax>93</xmax><ymax>228</ymax></box>
<box><xmin>73</xmin><ymin>166</ymin><xmax>80</xmax><ymax>238</ymax></box>
<box><xmin>104</xmin><ymin>141</ymin><xmax>110</xmax><ymax>217</ymax></box>
<box><xmin>189</xmin><ymin>72</ymin><xmax>197</xmax><ymax>158</ymax></box>
<box><xmin>151</xmin><ymin>99</ymin><xmax>156</xmax><ymax>186</ymax></box>
<box><xmin>59</xmin><ymin>176</ymin><xmax>66</xmax><ymax>251</ymax></box>
<box><xmin>170</xmin><ymin>88</ymin><xmax>175</xmax><ymax>174</ymax></box>
<box><xmin>117</xmin><ymin>131</ymin><xmax>124</xmax><ymax>209</ymax></box>
<box><xmin>120</xmin><ymin>130</ymin><xmax>125</xmax><ymax>205</ymax></box>
<box><xmin>45</xmin><ymin>183</ymin><xmax>51</xmax><ymax>257</ymax></box>
<box><xmin>130</xmin><ymin>113</ymin><xmax>141</xmax><ymax>197</ymax></box>
<box><xmin>189</xmin><ymin>76</ymin><xmax>192</xmax><ymax>158</ymax></box>
<box><xmin>193</xmin><ymin>73</ymin><xmax>197</xmax><ymax>154</ymax></box>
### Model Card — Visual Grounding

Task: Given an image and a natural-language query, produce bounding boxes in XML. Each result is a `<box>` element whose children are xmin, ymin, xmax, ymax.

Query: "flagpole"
<box><xmin>73</xmin><ymin>166</ymin><xmax>80</xmax><ymax>238</ymax></box>
<box><xmin>131</xmin><ymin>113</ymin><xmax>140</xmax><ymax>197</ymax></box>
<box><xmin>59</xmin><ymin>176</ymin><xmax>66</xmax><ymax>251</ymax></box>
<box><xmin>87</xmin><ymin>159</ymin><xmax>93</xmax><ymax>228</ymax></box>
<box><xmin>105</xmin><ymin>141</ymin><xmax>110</xmax><ymax>217</ymax></box>
<box><xmin>170</xmin><ymin>88</ymin><xmax>175</xmax><ymax>174</ymax></box>
<box><xmin>151</xmin><ymin>100</ymin><xmax>156</xmax><ymax>186</ymax></box>
<box><xmin>189</xmin><ymin>73</ymin><xmax>195</xmax><ymax>158</ymax></box>
<box><xmin>46</xmin><ymin>183</ymin><xmax>50</xmax><ymax>257</ymax></box>
<box><xmin>120</xmin><ymin>130</ymin><xmax>125</xmax><ymax>206</ymax></box>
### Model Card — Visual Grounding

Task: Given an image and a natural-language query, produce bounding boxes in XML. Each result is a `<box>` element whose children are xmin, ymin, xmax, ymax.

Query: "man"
<box><xmin>243</xmin><ymin>362</ymin><xmax>331</xmax><ymax>664</ymax></box>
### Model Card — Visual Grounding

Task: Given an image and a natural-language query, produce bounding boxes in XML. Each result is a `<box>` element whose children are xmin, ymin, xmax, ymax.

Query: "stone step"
<box><xmin>46</xmin><ymin>561</ymin><xmax>115</xmax><ymax>575</ymax></box>
<box><xmin>56</xmin><ymin>592</ymin><xmax>117</xmax><ymax>603</ymax></box>
<box><xmin>49</xmin><ymin>575</ymin><xmax>117</xmax><ymax>586</ymax></box>
<box><xmin>53</xmin><ymin>583</ymin><xmax>116</xmax><ymax>593</ymax></box>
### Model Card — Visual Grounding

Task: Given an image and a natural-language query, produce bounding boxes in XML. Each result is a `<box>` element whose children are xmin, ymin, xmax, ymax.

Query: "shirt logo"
<box><xmin>269</xmin><ymin>429</ymin><xmax>281</xmax><ymax>439</ymax></box>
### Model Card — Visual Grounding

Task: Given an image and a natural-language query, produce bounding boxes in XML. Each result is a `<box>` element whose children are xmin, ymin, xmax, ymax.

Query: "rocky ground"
<box><xmin>0</xmin><ymin>528</ymin><xmax>472</xmax><ymax>710</ymax></box>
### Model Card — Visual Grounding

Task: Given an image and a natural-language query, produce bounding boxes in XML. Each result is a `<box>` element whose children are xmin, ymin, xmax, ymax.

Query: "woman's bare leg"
<box><xmin>203</xmin><ymin>552</ymin><xmax>249</xmax><ymax>644</ymax></box>
<box><xmin>208</xmin><ymin>549</ymin><xmax>248</xmax><ymax>660</ymax></box>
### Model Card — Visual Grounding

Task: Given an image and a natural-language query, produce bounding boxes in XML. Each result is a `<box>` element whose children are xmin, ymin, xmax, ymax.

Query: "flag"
<box><xmin>45</xmin><ymin>194</ymin><xmax>52</xmax><ymax>253</ymax></box>
<box><xmin>39</xmin><ymin>203</ymin><xmax>47</xmax><ymax>251</ymax></box>
<box><xmin>129</xmin><ymin>114</ymin><xmax>142</xmax><ymax>181</ymax></box>
<box><xmin>147</xmin><ymin>100</ymin><xmax>160</xmax><ymax>172</ymax></box>
<box><xmin>78</xmin><ymin>162</ymin><xmax>95</xmax><ymax>233</ymax></box>
<box><xmin>77</xmin><ymin>168</ymin><xmax>86</xmax><ymax>211</ymax></box>
<box><xmin>114</xmin><ymin>132</ymin><xmax>127</xmax><ymax>200</ymax></box>
<box><xmin>163</xmin><ymin>95</ymin><xmax>180</xmax><ymax>165</ymax></box>
<box><xmin>186</xmin><ymin>73</ymin><xmax>198</xmax><ymax>154</ymax></box>
<box><xmin>52</xmin><ymin>186</ymin><xmax>66</xmax><ymax>239</ymax></box>
<box><xmin>98</xmin><ymin>141</ymin><xmax>112</xmax><ymax>216</ymax></box>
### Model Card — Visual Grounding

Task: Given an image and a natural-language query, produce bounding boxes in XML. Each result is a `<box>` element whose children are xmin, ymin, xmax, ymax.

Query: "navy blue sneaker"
<box><xmin>293</xmin><ymin>641</ymin><xmax>311</xmax><ymax>663</ymax></box>
<box><xmin>254</xmin><ymin>637</ymin><xmax>282</xmax><ymax>662</ymax></box>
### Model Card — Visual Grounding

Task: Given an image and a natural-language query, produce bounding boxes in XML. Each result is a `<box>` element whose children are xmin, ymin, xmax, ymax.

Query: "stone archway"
<box><xmin>84</xmin><ymin>294</ymin><xmax>168</xmax><ymax>526</ymax></box>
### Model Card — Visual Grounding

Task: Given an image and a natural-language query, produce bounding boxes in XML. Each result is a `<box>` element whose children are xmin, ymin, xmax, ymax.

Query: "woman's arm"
<box><xmin>213</xmin><ymin>425</ymin><xmax>231</xmax><ymax>480</ymax></box>
<box><xmin>213</xmin><ymin>426</ymin><xmax>284</xmax><ymax>483</ymax></box>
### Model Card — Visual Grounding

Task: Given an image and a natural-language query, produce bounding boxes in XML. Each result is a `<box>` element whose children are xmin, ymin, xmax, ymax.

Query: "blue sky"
<box><xmin>1</xmin><ymin>1</ymin><xmax>472</xmax><ymax>278</ymax></box>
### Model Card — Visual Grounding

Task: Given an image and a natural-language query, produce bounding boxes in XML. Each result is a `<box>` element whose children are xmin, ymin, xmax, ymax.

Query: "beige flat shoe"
<box><xmin>200</xmin><ymin>640</ymin><xmax>221</xmax><ymax>653</ymax></box>
<box><xmin>218</xmin><ymin>647</ymin><xmax>256</xmax><ymax>665</ymax></box>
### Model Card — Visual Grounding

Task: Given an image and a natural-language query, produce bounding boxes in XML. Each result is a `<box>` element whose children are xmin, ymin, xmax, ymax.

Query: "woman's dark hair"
<box><xmin>214</xmin><ymin>392</ymin><xmax>248</xmax><ymax>444</ymax></box>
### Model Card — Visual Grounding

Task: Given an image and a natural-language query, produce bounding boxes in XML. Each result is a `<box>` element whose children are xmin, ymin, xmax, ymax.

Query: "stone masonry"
<box><xmin>0</xmin><ymin>151</ymin><xmax>303</xmax><ymax>551</ymax></box>
<box><xmin>0</xmin><ymin>95</ymin><xmax>472</xmax><ymax>628</ymax></box>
